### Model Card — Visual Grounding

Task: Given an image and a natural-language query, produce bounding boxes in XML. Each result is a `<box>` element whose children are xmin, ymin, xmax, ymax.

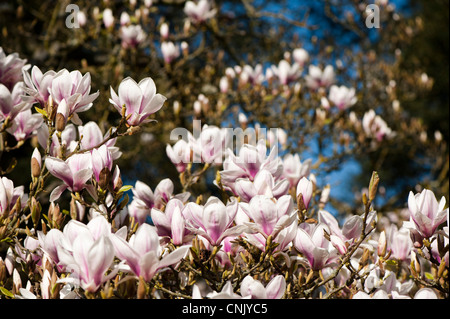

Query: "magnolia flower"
<box><xmin>220</xmin><ymin>139</ymin><xmax>283</xmax><ymax>192</ymax></box>
<box><xmin>196</xmin><ymin>124</ymin><xmax>225</xmax><ymax>164</ymax></box>
<box><xmin>0</xmin><ymin>176</ymin><xmax>26</xmax><ymax>217</ymax></box>
<box><xmin>294</xmin><ymin>223</ymin><xmax>338</xmax><ymax>271</ymax></box>
<box><xmin>271</xmin><ymin>60</ymin><xmax>301</xmax><ymax>85</ymax></box>
<box><xmin>22</xmin><ymin>65</ymin><xmax>56</xmax><ymax>106</ymax></box>
<box><xmin>362</xmin><ymin>110</ymin><xmax>394</xmax><ymax>142</ymax></box>
<box><xmin>240</xmin><ymin>64</ymin><xmax>264</xmax><ymax>86</ymax></box>
<box><xmin>240</xmin><ymin>195</ymin><xmax>296</xmax><ymax>239</ymax></box>
<box><xmin>166</xmin><ymin>138</ymin><xmax>193</xmax><ymax>173</ymax></box>
<box><xmin>0</xmin><ymin>82</ymin><xmax>33</xmax><ymax>122</ymax></box>
<box><xmin>110</xmin><ymin>223</ymin><xmax>190</xmax><ymax>281</ymax></box>
<box><xmin>91</xmin><ymin>145</ymin><xmax>113</xmax><ymax>189</ymax></box>
<box><xmin>184</xmin><ymin>0</ymin><xmax>217</xmax><ymax>24</ymax></box>
<box><xmin>50</xmin><ymin>69</ymin><xmax>99</xmax><ymax>120</ymax></box>
<box><xmin>0</xmin><ymin>47</ymin><xmax>29</xmax><ymax>90</ymax></box>
<box><xmin>78</xmin><ymin>121</ymin><xmax>121</xmax><ymax>159</ymax></box>
<box><xmin>109</xmin><ymin>76</ymin><xmax>166</xmax><ymax>126</ymax></box>
<box><xmin>161</xmin><ymin>42</ymin><xmax>180</xmax><ymax>64</ymax></box>
<box><xmin>6</xmin><ymin>109</ymin><xmax>43</xmax><ymax>142</ymax></box>
<box><xmin>387</xmin><ymin>225</ymin><xmax>413</xmax><ymax>261</ymax></box>
<box><xmin>328</xmin><ymin>85</ymin><xmax>357</xmax><ymax>110</ymax></box>
<box><xmin>102</xmin><ymin>8</ymin><xmax>114</xmax><ymax>28</ymax></box>
<box><xmin>120</xmin><ymin>25</ymin><xmax>146</xmax><ymax>49</ymax></box>
<box><xmin>183</xmin><ymin>197</ymin><xmax>244</xmax><ymax>246</ymax></box>
<box><xmin>37</xmin><ymin>123</ymin><xmax>78</xmax><ymax>158</ymax></box>
<box><xmin>234</xmin><ymin>170</ymin><xmax>289</xmax><ymax>202</ymax></box>
<box><xmin>45</xmin><ymin>153</ymin><xmax>93</xmax><ymax>202</ymax></box>
<box><xmin>282</xmin><ymin>154</ymin><xmax>312</xmax><ymax>189</ymax></box>
<box><xmin>305</xmin><ymin>65</ymin><xmax>335</xmax><ymax>89</ymax></box>
<box><xmin>292</xmin><ymin>48</ymin><xmax>309</xmax><ymax>67</ymax></box>
<box><xmin>240</xmin><ymin>275</ymin><xmax>286</xmax><ymax>299</ymax></box>
<box><xmin>296</xmin><ymin>177</ymin><xmax>313</xmax><ymax>209</ymax></box>
<box><xmin>404</xmin><ymin>189</ymin><xmax>448</xmax><ymax>238</ymax></box>
<box><xmin>151</xmin><ymin>198</ymin><xmax>192</xmax><ymax>245</ymax></box>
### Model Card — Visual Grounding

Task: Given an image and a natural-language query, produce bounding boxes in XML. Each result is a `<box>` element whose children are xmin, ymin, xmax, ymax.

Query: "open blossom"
<box><xmin>220</xmin><ymin>139</ymin><xmax>283</xmax><ymax>192</ymax></box>
<box><xmin>184</xmin><ymin>0</ymin><xmax>217</xmax><ymax>24</ymax></box>
<box><xmin>22</xmin><ymin>66</ymin><xmax>56</xmax><ymax>106</ymax></box>
<box><xmin>6</xmin><ymin>109</ymin><xmax>43</xmax><ymax>142</ymax></box>
<box><xmin>240</xmin><ymin>195</ymin><xmax>296</xmax><ymax>239</ymax></box>
<box><xmin>404</xmin><ymin>189</ymin><xmax>448</xmax><ymax>238</ymax></box>
<box><xmin>109</xmin><ymin>76</ymin><xmax>166</xmax><ymax>126</ymax></box>
<box><xmin>0</xmin><ymin>47</ymin><xmax>29</xmax><ymax>90</ymax></box>
<box><xmin>183</xmin><ymin>197</ymin><xmax>244</xmax><ymax>246</ymax></box>
<box><xmin>234</xmin><ymin>170</ymin><xmax>289</xmax><ymax>202</ymax></box>
<box><xmin>362</xmin><ymin>109</ymin><xmax>394</xmax><ymax>142</ymax></box>
<box><xmin>161</xmin><ymin>42</ymin><xmax>180</xmax><ymax>64</ymax></box>
<box><xmin>110</xmin><ymin>223</ymin><xmax>190</xmax><ymax>281</ymax></box>
<box><xmin>292</xmin><ymin>48</ymin><xmax>309</xmax><ymax>67</ymax></box>
<box><xmin>45</xmin><ymin>153</ymin><xmax>93</xmax><ymax>202</ymax></box>
<box><xmin>120</xmin><ymin>25</ymin><xmax>146</xmax><ymax>49</ymax></box>
<box><xmin>151</xmin><ymin>198</ymin><xmax>192</xmax><ymax>245</ymax></box>
<box><xmin>240</xmin><ymin>275</ymin><xmax>286</xmax><ymax>299</ymax></box>
<box><xmin>78</xmin><ymin>121</ymin><xmax>121</xmax><ymax>159</ymax></box>
<box><xmin>305</xmin><ymin>65</ymin><xmax>335</xmax><ymax>89</ymax></box>
<box><xmin>50</xmin><ymin>69</ymin><xmax>99</xmax><ymax>120</ymax></box>
<box><xmin>328</xmin><ymin>85</ymin><xmax>357</xmax><ymax>110</ymax></box>
<box><xmin>240</xmin><ymin>64</ymin><xmax>264</xmax><ymax>86</ymax></box>
<box><xmin>294</xmin><ymin>223</ymin><xmax>338</xmax><ymax>271</ymax></box>
<box><xmin>271</xmin><ymin>60</ymin><xmax>301</xmax><ymax>85</ymax></box>
<box><xmin>166</xmin><ymin>138</ymin><xmax>193</xmax><ymax>173</ymax></box>
<box><xmin>0</xmin><ymin>82</ymin><xmax>33</xmax><ymax>122</ymax></box>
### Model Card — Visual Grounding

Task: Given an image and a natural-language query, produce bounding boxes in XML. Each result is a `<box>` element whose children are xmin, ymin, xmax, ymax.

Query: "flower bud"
<box><xmin>377</xmin><ymin>230</ymin><xmax>387</xmax><ymax>257</ymax></box>
<box><xmin>30</xmin><ymin>148</ymin><xmax>42</xmax><ymax>178</ymax></box>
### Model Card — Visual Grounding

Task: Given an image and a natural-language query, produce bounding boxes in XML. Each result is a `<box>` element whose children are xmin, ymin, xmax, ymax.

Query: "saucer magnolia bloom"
<box><xmin>296</xmin><ymin>177</ymin><xmax>313</xmax><ymax>209</ymax></box>
<box><xmin>234</xmin><ymin>170</ymin><xmax>289</xmax><ymax>202</ymax></box>
<box><xmin>240</xmin><ymin>275</ymin><xmax>286</xmax><ymax>299</ymax></box>
<box><xmin>0</xmin><ymin>82</ymin><xmax>32</xmax><ymax>122</ymax></box>
<box><xmin>328</xmin><ymin>85</ymin><xmax>357</xmax><ymax>110</ymax></box>
<box><xmin>184</xmin><ymin>0</ymin><xmax>217</xmax><ymax>24</ymax></box>
<box><xmin>240</xmin><ymin>195</ymin><xmax>296</xmax><ymax>239</ymax></box>
<box><xmin>305</xmin><ymin>65</ymin><xmax>335</xmax><ymax>89</ymax></box>
<box><xmin>111</xmin><ymin>224</ymin><xmax>190</xmax><ymax>282</ymax></box>
<box><xmin>50</xmin><ymin>69</ymin><xmax>99</xmax><ymax>119</ymax></box>
<box><xmin>22</xmin><ymin>66</ymin><xmax>56</xmax><ymax>106</ymax></box>
<box><xmin>161</xmin><ymin>42</ymin><xmax>180</xmax><ymax>64</ymax></box>
<box><xmin>294</xmin><ymin>223</ymin><xmax>337</xmax><ymax>271</ymax></box>
<box><xmin>120</xmin><ymin>25</ymin><xmax>146</xmax><ymax>49</ymax></box>
<box><xmin>271</xmin><ymin>60</ymin><xmax>301</xmax><ymax>85</ymax></box>
<box><xmin>0</xmin><ymin>176</ymin><xmax>26</xmax><ymax>217</ymax></box>
<box><xmin>0</xmin><ymin>47</ymin><xmax>29</xmax><ymax>90</ymax></box>
<box><xmin>6</xmin><ymin>109</ymin><xmax>43</xmax><ymax>142</ymax></box>
<box><xmin>184</xmin><ymin>197</ymin><xmax>244</xmax><ymax>246</ymax></box>
<box><xmin>109</xmin><ymin>77</ymin><xmax>166</xmax><ymax>126</ymax></box>
<box><xmin>282</xmin><ymin>154</ymin><xmax>312</xmax><ymax>188</ymax></box>
<box><xmin>45</xmin><ymin>153</ymin><xmax>93</xmax><ymax>202</ymax></box>
<box><xmin>405</xmin><ymin>189</ymin><xmax>448</xmax><ymax>238</ymax></box>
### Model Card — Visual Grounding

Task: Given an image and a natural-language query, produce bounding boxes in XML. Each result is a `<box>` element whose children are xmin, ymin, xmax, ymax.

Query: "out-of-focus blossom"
<box><xmin>294</xmin><ymin>223</ymin><xmax>338</xmax><ymax>270</ymax></box>
<box><xmin>404</xmin><ymin>189</ymin><xmax>448</xmax><ymax>238</ymax></box>
<box><xmin>45</xmin><ymin>153</ymin><xmax>93</xmax><ymax>202</ymax></box>
<box><xmin>0</xmin><ymin>82</ymin><xmax>33</xmax><ymax>122</ymax></box>
<box><xmin>362</xmin><ymin>109</ymin><xmax>394</xmax><ymax>142</ymax></box>
<box><xmin>22</xmin><ymin>66</ymin><xmax>56</xmax><ymax>106</ymax></box>
<box><xmin>161</xmin><ymin>42</ymin><xmax>180</xmax><ymax>64</ymax></box>
<box><xmin>292</xmin><ymin>48</ymin><xmax>309</xmax><ymax>67</ymax></box>
<box><xmin>160</xmin><ymin>22</ymin><xmax>169</xmax><ymax>39</ymax></box>
<box><xmin>234</xmin><ymin>170</ymin><xmax>289</xmax><ymax>202</ymax></box>
<box><xmin>50</xmin><ymin>69</ymin><xmax>99</xmax><ymax>120</ymax></box>
<box><xmin>305</xmin><ymin>65</ymin><xmax>335</xmax><ymax>89</ymax></box>
<box><xmin>184</xmin><ymin>197</ymin><xmax>244</xmax><ymax>246</ymax></box>
<box><xmin>240</xmin><ymin>275</ymin><xmax>286</xmax><ymax>299</ymax></box>
<box><xmin>240</xmin><ymin>195</ymin><xmax>296</xmax><ymax>239</ymax></box>
<box><xmin>240</xmin><ymin>64</ymin><xmax>264</xmax><ymax>86</ymax></box>
<box><xmin>109</xmin><ymin>76</ymin><xmax>166</xmax><ymax>126</ymax></box>
<box><xmin>184</xmin><ymin>0</ymin><xmax>217</xmax><ymax>24</ymax></box>
<box><xmin>110</xmin><ymin>223</ymin><xmax>190</xmax><ymax>281</ymax></box>
<box><xmin>328</xmin><ymin>85</ymin><xmax>357</xmax><ymax>110</ymax></box>
<box><xmin>271</xmin><ymin>60</ymin><xmax>301</xmax><ymax>85</ymax></box>
<box><xmin>387</xmin><ymin>225</ymin><xmax>412</xmax><ymax>261</ymax></box>
<box><xmin>166</xmin><ymin>138</ymin><xmax>193</xmax><ymax>173</ymax></box>
<box><xmin>0</xmin><ymin>47</ymin><xmax>29</xmax><ymax>90</ymax></box>
<box><xmin>120</xmin><ymin>25</ymin><xmax>146</xmax><ymax>49</ymax></box>
<box><xmin>414</xmin><ymin>288</ymin><xmax>439</xmax><ymax>299</ymax></box>
<box><xmin>6</xmin><ymin>109</ymin><xmax>43</xmax><ymax>142</ymax></box>
<box><xmin>282</xmin><ymin>154</ymin><xmax>312</xmax><ymax>189</ymax></box>
<box><xmin>102</xmin><ymin>8</ymin><xmax>114</xmax><ymax>28</ymax></box>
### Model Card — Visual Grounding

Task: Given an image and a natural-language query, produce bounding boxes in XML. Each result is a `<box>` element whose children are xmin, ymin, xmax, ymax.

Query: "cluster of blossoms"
<box><xmin>0</xmin><ymin>27</ymin><xmax>448</xmax><ymax>300</ymax></box>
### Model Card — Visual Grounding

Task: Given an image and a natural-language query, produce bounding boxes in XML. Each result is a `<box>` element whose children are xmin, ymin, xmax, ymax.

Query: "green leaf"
<box><xmin>0</xmin><ymin>287</ymin><xmax>15</xmax><ymax>298</ymax></box>
<box><xmin>34</xmin><ymin>107</ymin><xmax>47</xmax><ymax>117</ymax></box>
<box><xmin>425</xmin><ymin>272</ymin><xmax>434</xmax><ymax>280</ymax></box>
